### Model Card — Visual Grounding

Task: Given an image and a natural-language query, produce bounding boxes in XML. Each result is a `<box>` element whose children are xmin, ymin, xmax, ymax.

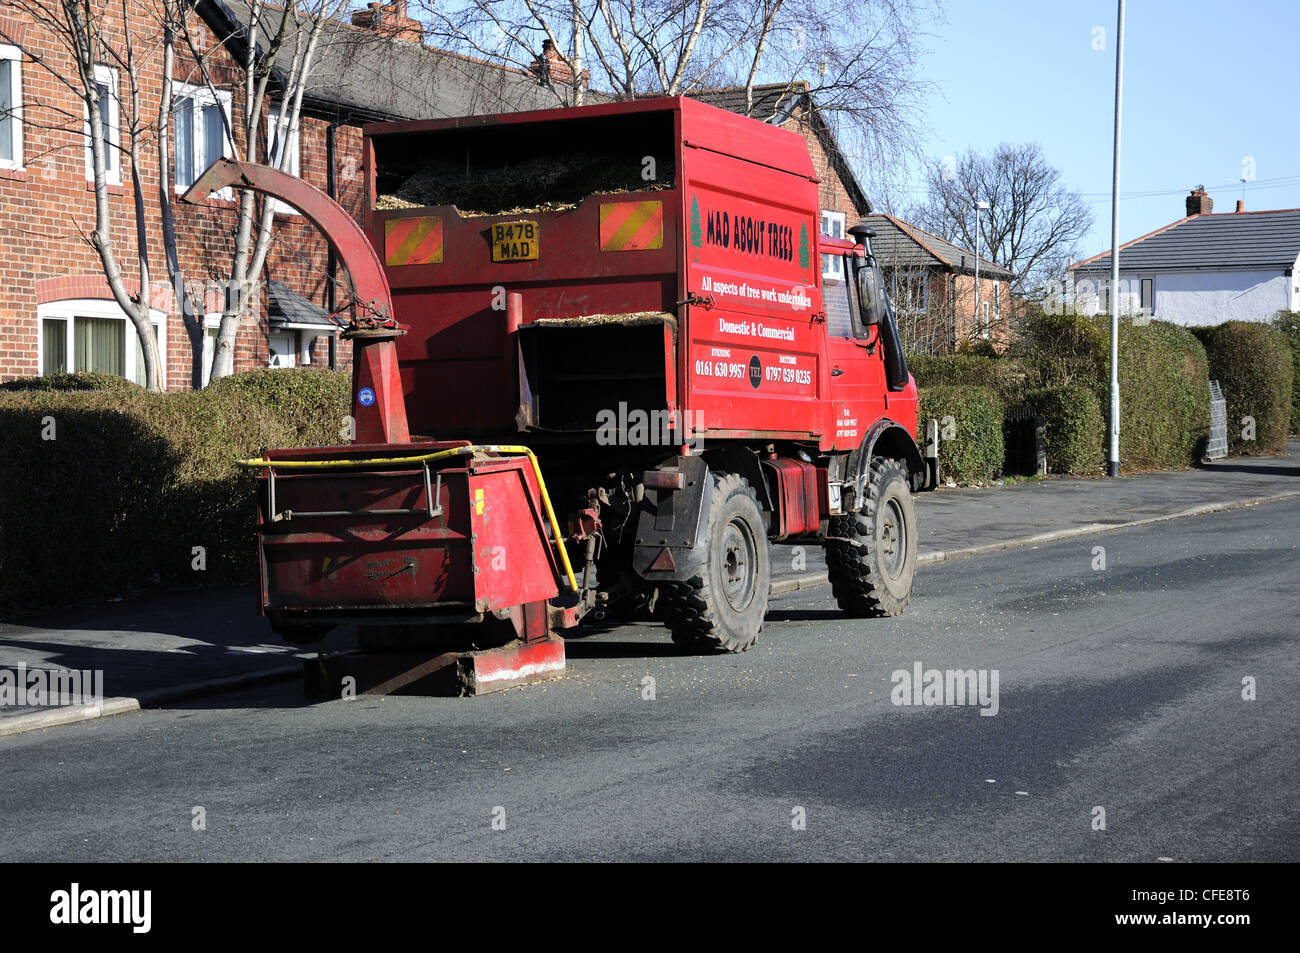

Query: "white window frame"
<box><xmin>172</xmin><ymin>81</ymin><xmax>232</xmax><ymax>193</ymax></box>
<box><xmin>980</xmin><ymin>300</ymin><xmax>991</xmax><ymax>339</ymax></box>
<box><xmin>820</xmin><ymin>210</ymin><xmax>847</xmax><ymax>280</ymax></box>
<box><xmin>266</xmin><ymin>104</ymin><xmax>301</xmax><ymax>215</ymax></box>
<box><xmin>0</xmin><ymin>44</ymin><xmax>23</xmax><ymax>170</ymax></box>
<box><xmin>37</xmin><ymin>298</ymin><xmax>167</xmax><ymax>387</ymax></box>
<box><xmin>84</xmin><ymin>64</ymin><xmax>121</xmax><ymax>185</ymax></box>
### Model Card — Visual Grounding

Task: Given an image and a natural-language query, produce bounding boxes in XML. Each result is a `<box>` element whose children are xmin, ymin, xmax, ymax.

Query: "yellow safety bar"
<box><xmin>238</xmin><ymin>444</ymin><xmax>579</xmax><ymax>592</ymax></box>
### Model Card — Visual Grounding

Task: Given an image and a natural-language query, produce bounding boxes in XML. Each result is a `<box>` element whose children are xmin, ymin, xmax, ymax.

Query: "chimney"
<box><xmin>351</xmin><ymin>1</ymin><xmax>424</xmax><ymax>44</ymax></box>
<box><xmin>528</xmin><ymin>39</ymin><xmax>590</xmax><ymax>91</ymax></box>
<box><xmin>1185</xmin><ymin>185</ymin><xmax>1214</xmax><ymax>217</ymax></box>
<box><xmin>1236</xmin><ymin>200</ymin><xmax>1245</xmax><ymax>213</ymax></box>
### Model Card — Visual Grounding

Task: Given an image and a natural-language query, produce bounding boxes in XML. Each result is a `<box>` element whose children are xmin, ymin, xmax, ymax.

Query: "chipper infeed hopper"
<box><xmin>251</xmin><ymin>441</ymin><xmax>577</xmax><ymax>695</ymax></box>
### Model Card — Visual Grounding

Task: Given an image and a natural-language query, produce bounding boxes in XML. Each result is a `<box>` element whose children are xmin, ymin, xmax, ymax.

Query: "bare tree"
<box><xmin>907</xmin><ymin>142</ymin><xmax>1093</xmax><ymax>300</ymax></box>
<box><xmin>419</xmin><ymin>0</ymin><xmax>935</xmax><ymax>192</ymax></box>
<box><xmin>173</xmin><ymin>0</ymin><xmax>346</xmax><ymax>382</ymax></box>
<box><xmin>2</xmin><ymin>0</ymin><xmax>168</xmax><ymax>389</ymax></box>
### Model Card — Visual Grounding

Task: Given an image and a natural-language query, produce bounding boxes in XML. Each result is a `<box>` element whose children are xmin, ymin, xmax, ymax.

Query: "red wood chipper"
<box><xmin>183</xmin><ymin>96</ymin><xmax>935</xmax><ymax>696</ymax></box>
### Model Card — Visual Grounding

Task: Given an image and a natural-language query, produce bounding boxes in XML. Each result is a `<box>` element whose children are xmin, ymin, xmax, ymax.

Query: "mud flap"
<box><xmin>632</xmin><ymin>454</ymin><xmax>711</xmax><ymax>583</ymax></box>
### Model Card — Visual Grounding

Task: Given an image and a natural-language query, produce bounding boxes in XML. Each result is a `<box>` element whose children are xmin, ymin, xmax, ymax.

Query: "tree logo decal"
<box><xmin>690</xmin><ymin>195</ymin><xmax>703</xmax><ymax>249</ymax></box>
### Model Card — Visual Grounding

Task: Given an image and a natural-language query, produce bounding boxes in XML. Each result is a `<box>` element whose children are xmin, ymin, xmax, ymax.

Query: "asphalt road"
<box><xmin>1</xmin><ymin>500</ymin><xmax>1296</xmax><ymax>862</ymax></box>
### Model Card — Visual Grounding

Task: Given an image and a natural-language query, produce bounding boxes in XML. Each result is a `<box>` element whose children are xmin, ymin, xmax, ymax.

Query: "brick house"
<box><xmin>0</xmin><ymin>0</ymin><xmax>564</xmax><ymax>388</ymax></box>
<box><xmin>859</xmin><ymin>213</ymin><xmax>1014</xmax><ymax>353</ymax></box>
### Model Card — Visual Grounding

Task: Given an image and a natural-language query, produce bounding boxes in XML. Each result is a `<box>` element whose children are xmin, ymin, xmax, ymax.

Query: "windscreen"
<box><xmin>823</xmin><ymin>274</ymin><xmax>856</xmax><ymax>339</ymax></box>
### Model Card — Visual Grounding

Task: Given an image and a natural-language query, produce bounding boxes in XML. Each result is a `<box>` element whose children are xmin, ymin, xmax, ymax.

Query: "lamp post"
<box><xmin>1107</xmin><ymin>0</ymin><xmax>1126</xmax><ymax>478</ymax></box>
<box><xmin>973</xmin><ymin>200</ymin><xmax>990</xmax><ymax>336</ymax></box>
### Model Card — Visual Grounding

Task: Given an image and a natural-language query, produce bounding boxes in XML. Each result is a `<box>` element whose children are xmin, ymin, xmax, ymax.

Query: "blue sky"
<box><xmin>887</xmin><ymin>0</ymin><xmax>1300</xmax><ymax>260</ymax></box>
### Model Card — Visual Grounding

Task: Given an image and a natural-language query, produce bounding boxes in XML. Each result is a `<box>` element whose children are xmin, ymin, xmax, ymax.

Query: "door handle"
<box><xmin>831</xmin><ymin>366</ymin><xmax>844</xmax><ymax>377</ymax></box>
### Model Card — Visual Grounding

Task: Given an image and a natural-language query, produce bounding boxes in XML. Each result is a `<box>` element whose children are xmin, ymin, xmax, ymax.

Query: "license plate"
<box><xmin>490</xmin><ymin>221</ymin><xmax>539</xmax><ymax>262</ymax></box>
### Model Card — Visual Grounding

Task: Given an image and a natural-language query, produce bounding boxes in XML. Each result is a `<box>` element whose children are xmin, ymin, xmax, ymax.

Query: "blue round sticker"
<box><xmin>358</xmin><ymin>387</ymin><xmax>376</xmax><ymax>407</ymax></box>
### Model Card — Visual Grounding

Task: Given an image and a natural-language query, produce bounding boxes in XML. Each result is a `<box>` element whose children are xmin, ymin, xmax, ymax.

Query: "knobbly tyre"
<box><xmin>183</xmin><ymin>96</ymin><xmax>936</xmax><ymax>685</ymax></box>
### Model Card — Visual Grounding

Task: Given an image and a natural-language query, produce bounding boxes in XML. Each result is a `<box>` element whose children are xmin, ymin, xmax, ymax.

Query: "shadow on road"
<box><xmin>564</xmin><ymin>640</ymin><xmax>693</xmax><ymax>660</ymax></box>
<box><xmin>1196</xmin><ymin>461</ymin><xmax>1300</xmax><ymax>477</ymax></box>
<box><xmin>764</xmin><ymin>608</ymin><xmax>847</xmax><ymax>623</ymax></box>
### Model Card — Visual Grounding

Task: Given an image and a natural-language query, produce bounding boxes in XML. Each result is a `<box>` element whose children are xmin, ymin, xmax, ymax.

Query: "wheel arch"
<box><xmin>846</xmin><ymin>418</ymin><xmax>928</xmax><ymax>507</ymax></box>
<box><xmin>700</xmin><ymin>445</ymin><xmax>773</xmax><ymax>514</ymax></box>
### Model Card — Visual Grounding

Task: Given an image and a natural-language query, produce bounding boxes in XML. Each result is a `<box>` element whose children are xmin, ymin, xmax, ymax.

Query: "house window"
<box><xmin>41</xmin><ymin>318</ymin><xmax>67</xmax><ymax>374</ymax></box>
<box><xmin>173</xmin><ymin>82</ymin><xmax>231</xmax><ymax>190</ymax></box>
<box><xmin>994</xmin><ymin>283</ymin><xmax>1001</xmax><ymax>321</ymax></box>
<box><xmin>1140</xmin><ymin>277</ymin><xmax>1153</xmax><ymax>315</ymax></box>
<box><xmin>1</xmin><ymin>45</ymin><xmax>23</xmax><ymax>169</ymax></box>
<box><xmin>85</xmin><ymin>65</ymin><xmax>120</xmax><ymax>185</ymax></box>
<box><xmin>266</xmin><ymin>105</ymin><xmax>300</xmax><ymax>214</ymax></box>
<box><xmin>980</xmin><ymin>301</ymin><xmax>991</xmax><ymax>339</ymax></box>
<box><xmin>37</xmin><ymin>299</ymin><xmax>166</xmax><ymax>386</ymax></box>
<box><xmin>820</xmin><ymin>210</ymin><xmax>846</xmax><ymax>279</ymax></box>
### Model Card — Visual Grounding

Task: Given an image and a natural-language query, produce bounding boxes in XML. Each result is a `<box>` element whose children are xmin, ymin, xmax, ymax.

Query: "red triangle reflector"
<box><xmin>649</xmin><ymin>547</ymin><xmax>676</xmax><ymax>572</ymax></box>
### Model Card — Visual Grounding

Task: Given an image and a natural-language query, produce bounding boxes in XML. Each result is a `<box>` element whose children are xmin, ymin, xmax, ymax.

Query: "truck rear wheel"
<box><xmin>827</xmin><ymin>457</ymin><xmax>917</xmax><ymax>617</ymax></box>
<box><xmin>663</xmin><ymin>473</ymin><xmax>770</xmax><ymax>653</ymax></box>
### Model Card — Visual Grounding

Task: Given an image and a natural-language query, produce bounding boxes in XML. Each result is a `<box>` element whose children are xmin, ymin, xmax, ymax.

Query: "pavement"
<box><xmin>1</xmin><ymin>439</ymin><xmax>1296</xmax><ymax>737</ymax></box>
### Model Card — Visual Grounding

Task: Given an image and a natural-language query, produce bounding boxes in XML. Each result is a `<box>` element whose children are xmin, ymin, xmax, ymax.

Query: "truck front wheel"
<box><xmin>827</xmin><ymin>457</ymin><xmax>917</xmax><ymax>617</ymax></box>
<box><xmin>663</xmin><ymin>473</ymin><xmax>770</xmax><ymax>653</ymax></box>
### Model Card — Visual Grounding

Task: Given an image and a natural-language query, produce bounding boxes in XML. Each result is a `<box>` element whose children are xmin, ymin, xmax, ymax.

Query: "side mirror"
<box><xmin>857</xmin><ymin>264</ymin><xmax>882</xmax><ymax>327</ymax></box>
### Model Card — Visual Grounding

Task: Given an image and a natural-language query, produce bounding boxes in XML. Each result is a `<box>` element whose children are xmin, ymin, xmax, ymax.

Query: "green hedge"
<box><xmin>1013</xmin><ymin>308</ymin><xmax>1109</xmax><ymax>392</ymax></box>
<box><xmin>906</xmin><ymin>353</ymin><xmax>1026</xmax><ymax>402</ymax></box>
<box><xmin>1013</xmin><ymin>311</ymin><xmax>1209</xmax><ymax>470</ymax></box>
<box><xmin>1114</xmin><ymin>320</ymin><xmax>1210</xmax><ymax>470</ymax></box>
<box><xmin>0</xmin><ymin>371</ymin><xmax>144</xmax><ymax>393</ymax></box>
<box><xmin>1200</xmin><ymin>321</ymin><xmax>1293</xmax><ymax>454</ymax></box>
<box><xmin>1024</xmin><ymin>386</ymin><xmax>1104</xmax><ymax>475</ymax></box>
<box><xmin>1272</xmin><ymin>312</ymin><xmax>1300</xmax><ymax>434</ymax></box>
<box><xmin>0</xmin><ymin>369</ymin><xmax>349</xmax><ymax>609</ymax></box>
<box><xmin>916</xmin><ymin>385</ymin><xmax>1004</xmax><ymax>485</ymax></box>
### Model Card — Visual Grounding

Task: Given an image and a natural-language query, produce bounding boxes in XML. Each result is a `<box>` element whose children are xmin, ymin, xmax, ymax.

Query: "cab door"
<box><xmin>822</xmin><ymin>247</ymin><xmax>887</xmax><ymax>450</ymax></box>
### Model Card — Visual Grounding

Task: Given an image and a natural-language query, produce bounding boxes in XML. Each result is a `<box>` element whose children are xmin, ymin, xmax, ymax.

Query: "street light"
<box><xmin>1107</xmin><ymin>0</ymin><xmax>1126</xmax><ymax>478</ymax></box>
<box><xmin>973</xmin><ymin>200</ymin><xmax>990</xmax><ymax>336</ymax></box>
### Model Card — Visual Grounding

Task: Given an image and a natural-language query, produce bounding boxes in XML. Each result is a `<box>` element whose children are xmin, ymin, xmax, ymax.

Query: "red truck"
<box><xmin>192</xmin><ymin>95</ymin><xmax>933</xmax><ymax>666</ymax></box>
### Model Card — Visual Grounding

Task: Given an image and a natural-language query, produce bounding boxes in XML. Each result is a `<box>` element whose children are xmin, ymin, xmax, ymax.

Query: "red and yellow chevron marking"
<box><xmin>384</xmin><ymin>216</ymin><xmax>443</xmax><ymax>267</ymax></box>
<box><xmin>599</xmin><ymin>201</ymin><xmax>663</xmax><ymax>252</ymax></box>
